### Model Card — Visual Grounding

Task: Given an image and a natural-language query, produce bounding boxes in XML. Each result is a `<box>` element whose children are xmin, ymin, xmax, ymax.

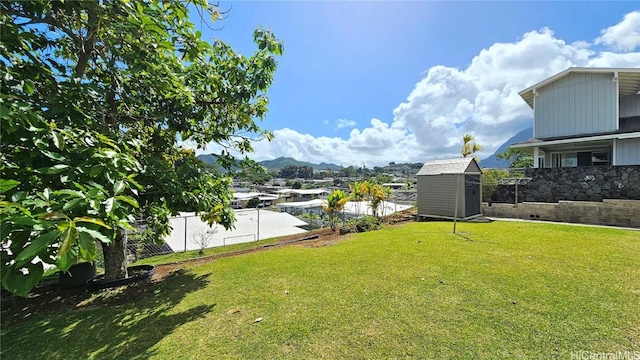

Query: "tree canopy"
<box><xmin>1</xmin><ymin>0</ymin><xmax>283</xmax><ymax>295</ymax></box>
<box><xmin>496</xmin><ymin>148</ymin><xmax>533</xmax><ymax>168</ymax></box>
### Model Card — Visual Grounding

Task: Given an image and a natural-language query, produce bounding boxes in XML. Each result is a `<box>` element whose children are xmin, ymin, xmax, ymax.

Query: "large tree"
<box><xmin>1</xmin><ymin>0</ymin><xmax>283</xmax><ymax>295</ymax></box>
<box><xmin>496</xmin><ymin>148</ymin><xmax>534</xmax><ymax>168</ymax></box>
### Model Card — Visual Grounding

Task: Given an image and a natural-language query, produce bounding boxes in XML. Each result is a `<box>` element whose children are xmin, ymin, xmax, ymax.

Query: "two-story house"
<box><xmin>511</xmin><ymin>67</ymin><xmax>640</xmax><ymax>168</ymax></box>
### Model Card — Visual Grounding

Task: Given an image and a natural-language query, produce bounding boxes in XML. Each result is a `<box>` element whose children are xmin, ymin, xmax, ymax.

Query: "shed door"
<box><xmin>465</xmin><ymin>175</ymin><xmax>481</xmax><ymax>216</ymax></box>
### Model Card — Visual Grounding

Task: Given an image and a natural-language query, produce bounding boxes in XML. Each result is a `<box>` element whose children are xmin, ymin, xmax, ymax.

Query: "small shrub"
<box><xmin>482</xmin><ymin>169</ymin><xmax>510</xmax><ymax>203</ymax></box>
<box><xmin>342</xmin><ymin>215</ymin><xmax>382</xmax><ymax>234</ymax></box>
<box><xmin>246</xmin><ymin>197</ymin><xmax>260</xmax><ymax>208</ymax></box>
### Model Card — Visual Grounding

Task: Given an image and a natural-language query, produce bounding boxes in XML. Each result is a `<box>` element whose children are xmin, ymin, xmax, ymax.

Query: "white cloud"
<box><xmin>595</xmin><ymin>11</ymin><xmax>640</xmax><ymax>51</ymax></box>
<box><xmin>335</xmin><ymin>118</ymin><xmax>356</xmax><ymax>130</ymax></box>
<box><xmin>198</xmin><ymin>12</ymin><xmax>640</xmax><ymax>167</ymax></box>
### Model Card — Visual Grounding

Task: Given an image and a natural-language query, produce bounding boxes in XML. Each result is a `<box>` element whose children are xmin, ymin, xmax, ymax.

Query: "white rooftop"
<box><xmin>233</xmin><ymin>192</ymin><xmax>279</xmax><ymax>201</ymax></box>
<box><xmin>277</xmin><ymin>199</ymin><xmax>326</xmax><ymax>209</ymax></box>
<box><xmin>274</xmin><ymin>188</ymin><xmax>330</xmax><ymax>195</ymax></box>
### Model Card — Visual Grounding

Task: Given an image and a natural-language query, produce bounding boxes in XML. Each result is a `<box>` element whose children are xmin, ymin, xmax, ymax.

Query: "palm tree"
<box><xmin>462</xmin><ymin>134</ymin><xmax>483</xmax><ymax>162</ymax></box>
<box><xmin>323</xmin><ymin>190</ymin><xmax>348</xmax><ymax>233</ymax></box>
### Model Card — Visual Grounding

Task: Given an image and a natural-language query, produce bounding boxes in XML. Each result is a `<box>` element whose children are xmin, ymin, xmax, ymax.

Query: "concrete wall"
<box><xmin>482</xmin><ymin>200</ymin><xmax>640</xmax><ymax>228</ymax></box>
<box><xmin>534</xmin><ymin>72</ymin><xmax>617</xmax><ymax>139</ymax></box>
<box><xmin>489</xmin><ymin>165</ymin><xmax>640</xmax><ymax>203</ymax></box>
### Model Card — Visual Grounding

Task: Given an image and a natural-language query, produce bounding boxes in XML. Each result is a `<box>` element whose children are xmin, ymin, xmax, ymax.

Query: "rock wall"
<box><xmin>489</xmin><ymin>165</ymin><xmax>640</xmax><ymax>203</ymax></box>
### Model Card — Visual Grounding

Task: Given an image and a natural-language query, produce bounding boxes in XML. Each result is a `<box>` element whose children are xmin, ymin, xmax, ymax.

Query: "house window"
<box><xmin>552</xmin><ymin>153</ymin><xmax>577</xmax><ymax>167</ymax></box>
<box><xmin>551</xmin><ymin>151</ymin><xmax>610</xmax><ymax>167</ymax></box>
<box><xmin>592</xmin><ymin>151</ymin><xmax>609</xmax><ymax>166</ymax></box>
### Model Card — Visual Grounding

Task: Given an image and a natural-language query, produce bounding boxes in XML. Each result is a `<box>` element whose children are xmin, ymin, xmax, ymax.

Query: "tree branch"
<box><xmin>75</xmin><ymin>8</ymin><xmax>100</xmax><ymax>79</ymax></box>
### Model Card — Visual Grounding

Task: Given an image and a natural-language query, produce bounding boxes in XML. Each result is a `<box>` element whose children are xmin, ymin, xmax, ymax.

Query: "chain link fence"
<box><xmin>124</xmin><ymin>208</ymin><xmax>262</xmax><ymax>262</ymax></box>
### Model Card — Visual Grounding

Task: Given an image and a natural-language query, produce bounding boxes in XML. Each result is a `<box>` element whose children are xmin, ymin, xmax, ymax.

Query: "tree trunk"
<box><xmin>103</xmin><ymin>231</ymin><xmax>128</xmax><ymax>280</ymax></box>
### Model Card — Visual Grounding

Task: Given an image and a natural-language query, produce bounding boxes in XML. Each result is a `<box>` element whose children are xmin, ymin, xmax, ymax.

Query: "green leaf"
<box><xmin>55</xmin><ymin>189</ymin><xmax>85</xmax><ymax>198</ymax></box>
<box><xmin>0</xmin><ymin>179</ymin><xmax>20</xmax><ymax>194</ymax></box>
<box><xmin>14</xmin><ymin>230</ymin><xmax>61</xmax><ymax>267</ymax></box>
<box><xmin>74</xmin><ymin>216</ymin><xmax>111</xmax><ymax>229</ymax></box>
<box><xmin>1</xmin><ymin>221</ymin><xmax>13</xmax><ymax>241</ymax></box>
<box><xmin>55</xmin><ymin>246</ymin><xmax>78</xmax><ymax>272</ymax></box>
<box><xmin>104</xmin><ymin>197</ymin><xmax>115</xmax><ymax>213</ymax></box>
<box><xmin>40</xmin><ymin>149</ymin><xmax>67</xmax><ymax>162</ymax></box>
<box><xmin>11</xmin><ymin>216</ymin><xmax>38</xmax><ymax>227</ymax></box>
<box><xmin>1</xmin><ymin>262</ymin><xmax>44</xmax><ymax>297</ymax></box>
<box><xmin>113</xmin><ymin>180</ymin><xmax>125</xmax><ymax>195</ymax></box>
<box><xmin>117</xmin><ymin>220</ymin><xmax>136</xmax><ymax>231</ymax></box>
<box><xmin>42</xmin><ymin>188</ymin><xmax>51</xmax><ymax>201</ymax></box>
<box><xmin>77</xmin><ymin>230</ymin><xmax>97</xmax><ymax>260</ymax></box>
<box><xmin>11</xmin><ymin>191</ymin><xmax>26</xmax><ymax>202</ymax></box>
<box><xmin>40</xmin><ymin>164</ymin><xmax>70</xmax><ymax>174</ymax></box>
<box><xmin>116</xmin><ymin>195</ymin><xmax>139</xmax><ymax>208</ymax></box>
<box><xmin>23</xmin><ymin>80</ymin><xmax>34</xmax><ymax>95</ymax></box>
<box><xmin>77</xmin><ymin>226</ymin><xmax>111</xmax><ymax>244</ymax></box>
<box><xmin>126</xmin><ymin>176</ymin><xmax>143</xmax><ymax>190</ymax></box>
<box><xmin>52</xmin><ymin>131</ymin><xmax>64</xmax><ymax>149</ymax></box>
<box><xmin>62</xmin><ymin>197</ymin><xmax>84</xmax><ymax>211</ymax></box>
<box><xmin>59</xmin><ymin>223</ymin><xmax>78</xmax><ymax>256</ymax></box>
<box><xmin>89</xmin><ymin>165</ymin><xmax>105</xmax><ymax>177</ymax></box>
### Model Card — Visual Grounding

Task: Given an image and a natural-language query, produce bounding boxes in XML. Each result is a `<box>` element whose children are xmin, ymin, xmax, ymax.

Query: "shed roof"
<box><xmin>416</xmin><ymin>158</ymin><xmax>481</xmax><ymax>176</ymax></box>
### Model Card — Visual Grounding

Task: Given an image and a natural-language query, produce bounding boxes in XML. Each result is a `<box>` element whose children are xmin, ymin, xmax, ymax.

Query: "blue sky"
<box><xmin>192</xmin><ymin>2</ymin><xmax>640</xmax><ymax>167</ymax></box>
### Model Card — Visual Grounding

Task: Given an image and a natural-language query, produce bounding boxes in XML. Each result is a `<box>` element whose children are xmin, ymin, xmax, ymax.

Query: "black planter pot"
<box><xmin>85</xmin><ymin>265</ymin><xmax>156</xmax><ymax>292</ymax></box>
<box><xmin>59</xmin><ymin>262</ymin><xmax>97</xmax><ymax>289</ymax></box>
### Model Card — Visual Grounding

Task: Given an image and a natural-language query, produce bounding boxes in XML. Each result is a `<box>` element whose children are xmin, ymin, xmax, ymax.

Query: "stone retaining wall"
<box><xmin>482</xmin><ymin>200</ymin><xmax>640</xmax><ymax>228</ymax></box>
<box><xmin>489</xmin><ymin>165</ymin><xmax>640</xmax><ymax>203</ymax></box>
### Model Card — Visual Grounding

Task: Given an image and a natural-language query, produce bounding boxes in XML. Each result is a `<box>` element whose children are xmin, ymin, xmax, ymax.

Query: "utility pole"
<box><xmin>453</xmin><ymin>174</ymin><xmax>461</xmax><ymax>234</ymax></box>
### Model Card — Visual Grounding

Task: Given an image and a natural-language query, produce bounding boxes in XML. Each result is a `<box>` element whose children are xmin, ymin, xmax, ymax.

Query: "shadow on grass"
<box><xmin>1</xmin><ymin>269</ymin><xmax>213</xmax><ymax>360</ymax></box>
<box><xmin>453</xmin><ymin>232</ymin><xmax>499</xmax><ymax>244</ymax></box>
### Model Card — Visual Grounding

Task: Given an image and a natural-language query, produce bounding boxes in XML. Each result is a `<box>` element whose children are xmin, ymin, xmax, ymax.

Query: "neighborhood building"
<box><xmin>512</xmin><ymin>67</ymin><xmax>640</xmax><ymax>167</ymax></box>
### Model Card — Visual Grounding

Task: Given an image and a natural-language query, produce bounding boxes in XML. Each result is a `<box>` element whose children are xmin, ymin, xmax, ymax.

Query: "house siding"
<box><xmin>417</xmin><ymin>174</ymin><xmax>465</xmax><ymax>217</ymax></box>
<box><xmin>615</xmin><ymin>138</ymin><xmax>640</xmax><ymax>165</ymax></box>
<box><xmin>534</xmin><ymin>72</ymin><xmax>617</xmax><ymax>139</ymax></box>
<box><xmin>619</xmin><ymin>94</ymin><xmax>640</xmax><ymax>118</ymax></box>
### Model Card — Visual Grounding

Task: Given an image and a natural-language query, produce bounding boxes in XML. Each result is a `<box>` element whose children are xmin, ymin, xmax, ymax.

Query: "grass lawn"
<box><xmin>2</xmin><ymin>221</ymin><xmax>639</xmax><ymax>359</ymax></box>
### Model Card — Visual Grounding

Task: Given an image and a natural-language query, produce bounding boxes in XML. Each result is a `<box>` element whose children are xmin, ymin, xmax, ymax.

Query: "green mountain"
<box><xmin>197</xmin><ymin>155</ymin><xmax>342</xmax><ymax>171</ymax></box>
<box><xmin>480</xmin><ymin>127</ymin><xmax>533</xmax><ymax>168</ymax></box>
<box><xmin>196</xmin><ymin>154</ymin><xmax>242</xmax><ymax>173</ymax></box>
<box><xmin>258</xmin><ymin>157</ymin><xmax>342</xmax><ymax>171</ymax></box>
<box><xmin>197</xmin><ymin>154</ymin><xmax>219</xmax><ymax>167</ymax></box>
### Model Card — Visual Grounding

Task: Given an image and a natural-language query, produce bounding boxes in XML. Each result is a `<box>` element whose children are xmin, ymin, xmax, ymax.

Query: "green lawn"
<box><xmin>2</xmin><ymin>221</ymin><xmax>639</xmax><ymax>359</ymax></box>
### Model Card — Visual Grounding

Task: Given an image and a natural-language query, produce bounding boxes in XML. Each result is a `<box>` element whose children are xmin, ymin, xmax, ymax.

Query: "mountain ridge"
<box><xmin>480</xmin><ymin>127</ymin><xmax>533</xmax><ymax>168</ymax></box>
<box><xmin>257</xmin><ymin>157</ymin><xmax>342</xmax><ymax>170</ymax></box>
<box><xmin>197</xmin><ymin>155</ymin><xmax>343</xmax><ymax>171</ymax></box>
